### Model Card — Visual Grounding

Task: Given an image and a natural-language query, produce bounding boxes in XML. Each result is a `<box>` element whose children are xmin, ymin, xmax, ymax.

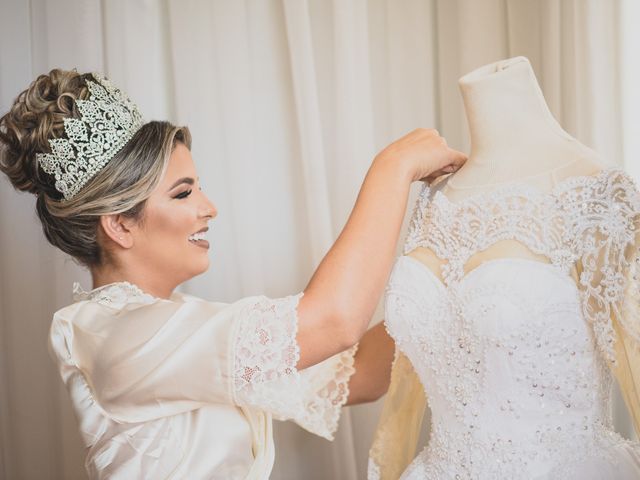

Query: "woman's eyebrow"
<box><xmin>168</xmin><ymin>177</ymin><xmax>196</xmax><ymax>190</ymax></box>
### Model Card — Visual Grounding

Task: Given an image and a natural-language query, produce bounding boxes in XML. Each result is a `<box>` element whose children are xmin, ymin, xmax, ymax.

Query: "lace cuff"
<box><xmin>233</xmin><ymin>293</ymin><xmax>302</xmax><ymax>391</ymax></box>
<box><xmin>232</xmin><ymin>293</ymin><xmax>358</xmax><ymax>440</ymax></box>
<box><xmin>285</xmin><ymin>342</ymin><xmax>358</xmax><ymax>439</ymax></box>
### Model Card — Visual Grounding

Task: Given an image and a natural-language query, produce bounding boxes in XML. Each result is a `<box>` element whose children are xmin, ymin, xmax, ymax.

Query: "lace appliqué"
<box><xmin>381</xmin><ymin>251</ymin><xmax>637</xmax><ymax>478</ymax></box>
<box><xmin>371</xmin><ymin>168</ymin><xmax>640</xmax><ymax>479</ymax></box>
<box><xmin>232</xmin><ymin>293</ymin><xmax>357</xmax><ymax>440</ymax></box>
<box><xmin>299</xmin><ymin>341</ymin><xmax>358</xmax><ymax>437</ymax></box>
<box><xmin>403</xmin><ymin>421</ymin><xmax>633</xmax><ymax>480</ymax></box>
<box><xmin>233</xmin><ymin>294</ymin><xmax>302</xmax><ymax>390</ymax></box>
<box><xmin>404</xmin><ymin>182</ymin><xmax>432</xmax><ymax>256</ymax></box>
<box><xmin>403</xmin><ymin>168</ymin><xmax>640</xmax><ymax>365</ymax></box>
<box><xmin>72</xmin><ymin>281</ymin><xmax>157</xmax><ymax>306</ymax></box>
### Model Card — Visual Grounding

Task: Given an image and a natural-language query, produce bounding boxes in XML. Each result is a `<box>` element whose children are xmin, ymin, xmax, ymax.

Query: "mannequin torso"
<box><xmin>369</xmin><ymin>56</ymin><xmax>640</xmax><ymax>480</ymax></box>
<box><xmin>409</xmin><ymin>56</ymin><xmax>604</xmax><ymax>284</ymax></box>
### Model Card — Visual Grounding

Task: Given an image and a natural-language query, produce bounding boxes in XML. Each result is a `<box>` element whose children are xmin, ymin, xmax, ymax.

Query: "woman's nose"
<box><xmin>201</xmin><ymin>195</ymin><xmax>218</xmax><ymax>219</ymax></box>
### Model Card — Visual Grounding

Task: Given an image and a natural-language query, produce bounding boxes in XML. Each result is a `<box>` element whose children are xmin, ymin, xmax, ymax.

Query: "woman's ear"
<box><xmin>99</xmin><ymin>214</ymin><xmax>134</xmax><ymax>248</ymax></box>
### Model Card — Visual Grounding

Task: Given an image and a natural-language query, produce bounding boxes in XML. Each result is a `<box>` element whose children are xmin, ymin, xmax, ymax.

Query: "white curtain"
<box><xmin>0</xmin><ymin>0</ymin><xmax>634</xmax><ymax>478</ymax></box>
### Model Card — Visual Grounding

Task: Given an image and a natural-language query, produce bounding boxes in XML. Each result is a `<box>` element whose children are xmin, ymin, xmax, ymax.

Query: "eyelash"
<box><xmin>175</xmin><ymin>189</ymin><xmax>192</xmax><ymax>199</ymax></box>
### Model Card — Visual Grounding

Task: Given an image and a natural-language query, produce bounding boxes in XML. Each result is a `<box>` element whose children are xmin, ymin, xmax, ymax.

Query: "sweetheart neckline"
<box><xmin>398</xmin><ymin>255</ymin><xmax>581</xmax><ymax>295</ymax></box>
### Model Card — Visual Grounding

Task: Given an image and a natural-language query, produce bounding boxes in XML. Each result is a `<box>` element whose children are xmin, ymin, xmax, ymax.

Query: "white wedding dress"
<box><xmin>378</xmin><ymin>167</ymin><xmax>640</xmax><ymax>479</ymax></box>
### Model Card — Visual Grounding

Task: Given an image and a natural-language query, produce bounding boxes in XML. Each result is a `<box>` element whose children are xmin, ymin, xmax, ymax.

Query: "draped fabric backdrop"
<box><xmin>0</xmin><ymin>0</ymin><xmax>637</xmax><ymax>478</ymax></box>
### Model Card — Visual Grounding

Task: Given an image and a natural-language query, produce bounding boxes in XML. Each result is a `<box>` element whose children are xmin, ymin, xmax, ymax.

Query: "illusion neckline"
<box><xmin>432</xmin><ymin>166</ymin><xmax>627</xmax><ymax>208</ymax></box>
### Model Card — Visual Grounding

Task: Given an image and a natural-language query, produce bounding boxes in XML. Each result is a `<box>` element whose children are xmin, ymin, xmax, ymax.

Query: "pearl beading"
<box><xmin>404</xmin><ymin>168</ymin><xmax>640</xmax><ymax>365</ymax></box>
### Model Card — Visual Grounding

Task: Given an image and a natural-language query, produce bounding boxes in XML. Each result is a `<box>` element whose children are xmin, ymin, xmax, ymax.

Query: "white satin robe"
<box><xmin>48</xmin><ymin>281</ymin><xmax>357</xmax><ymax>479</ymax></box>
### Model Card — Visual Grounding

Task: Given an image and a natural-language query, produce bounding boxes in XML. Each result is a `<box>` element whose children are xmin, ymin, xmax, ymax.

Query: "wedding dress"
<box><xmin>369</xmin><ymin>167</ymin><xmax>640</xmax><ymax>479</ymax></box>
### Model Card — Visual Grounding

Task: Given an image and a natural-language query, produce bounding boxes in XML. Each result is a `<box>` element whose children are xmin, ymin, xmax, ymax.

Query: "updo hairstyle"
<box><xmin>0</xmin><ymin>68</ymin><xmax>191</xmax><ymax>267</ymax></box>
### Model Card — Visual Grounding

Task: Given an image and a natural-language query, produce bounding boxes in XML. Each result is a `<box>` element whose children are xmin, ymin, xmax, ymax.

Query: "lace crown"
<box><xmin>36</xmin><ymin>72</ymin><xmax>144</xmax><ymax>201</ymax></box>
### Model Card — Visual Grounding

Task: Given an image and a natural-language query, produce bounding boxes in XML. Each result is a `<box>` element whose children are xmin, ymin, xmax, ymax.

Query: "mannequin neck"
<box><xmin>461</xmin><ymin>56</ymin><xmax>577</xmax><ymax>167</ymax></box>
<box><xmin>448</xmin><ymin>56</ymin><xmax>600</xmax><ymax>191</ymax></box>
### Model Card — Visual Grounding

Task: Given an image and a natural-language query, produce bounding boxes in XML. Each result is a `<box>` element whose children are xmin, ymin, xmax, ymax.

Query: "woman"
<box><xmin>0</xmin><ymin>69</ymin><xmax>466</xmax><ymax>478</ymax></box>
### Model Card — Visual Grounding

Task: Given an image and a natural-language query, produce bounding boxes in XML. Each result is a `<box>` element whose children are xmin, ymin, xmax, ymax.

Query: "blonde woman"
<box><xmin>0</xmin><ymin>69</ymin><xmax>466</xmax><ymax>479</ymax></box>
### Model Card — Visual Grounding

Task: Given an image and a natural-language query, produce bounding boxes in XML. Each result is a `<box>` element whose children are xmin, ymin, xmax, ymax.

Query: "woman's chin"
<box><xmin>196</xmin><ymin>256</ymin><xmax>210</xmax><ymax>274</ymax></box>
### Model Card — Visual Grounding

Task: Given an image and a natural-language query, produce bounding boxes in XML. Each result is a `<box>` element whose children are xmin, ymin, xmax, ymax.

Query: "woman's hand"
<box><xmin>374</xmin><ymin>128</ymin><xmax>467</xmax><ymax>184</ymax></box>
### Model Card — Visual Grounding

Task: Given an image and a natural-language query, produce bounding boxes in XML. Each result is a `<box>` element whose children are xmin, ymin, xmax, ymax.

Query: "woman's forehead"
<box><xmin>162</xmin><ymin>144</ymin><xmax>198</xmax><ymax>187</ymax></box>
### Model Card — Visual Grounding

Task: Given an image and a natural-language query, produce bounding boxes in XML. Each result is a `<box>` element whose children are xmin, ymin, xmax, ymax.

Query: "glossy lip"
<box><xmin>188</xmin><ymin>226</ymin><xmax>210</xmax><ymax>249</ymax></box>
<box><xmin>187</xmin><ymin>226</ymin><xmax>209</xmax><ymax>242</ymax></box>
<box><xmin>190</xmin><ymin>239</ymin><xmax>210</xmax><ymax>249</ymax></box>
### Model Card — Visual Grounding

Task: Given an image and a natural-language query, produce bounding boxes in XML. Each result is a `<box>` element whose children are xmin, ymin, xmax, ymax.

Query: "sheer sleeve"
<box><xmin>231</xmin><ymin>294</ymin><xmax>358</xmax><ymax>440</ymax></box>
<box><xmin>575</xmin><ymin>170</ymin><xmax>640</xmax><ymax>438</ymax></box>
<box><xmin>368</xmin><ymin>349</ymin><xmax>427</xmax><ymax>480</ymax></box>
<box><xmin>609</xmin><ymin>224</ymin><xmax>640</xmax><ymax>438</ymax></box>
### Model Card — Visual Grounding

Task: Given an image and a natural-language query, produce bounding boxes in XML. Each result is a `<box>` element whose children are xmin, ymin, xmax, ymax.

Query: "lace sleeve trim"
<box><xmin>232</xmin><ymin>293</ymin><xmax>358</xmax><ymax>440</ymax></box>
<box><xmin>232</xmin><ymin>293</ymin><xmax>303</xmax><ymax>396</ymax></box>
<box><xmin>296</xmin><ymin>342</ymin><xmax>358</xmax><ymax>439</ymax></box>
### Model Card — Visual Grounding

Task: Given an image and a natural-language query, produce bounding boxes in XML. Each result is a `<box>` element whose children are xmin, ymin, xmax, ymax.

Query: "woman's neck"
<box><xmin>91</xmin><ymin>265</ymin><xmax>176</xmax><ymax>300</ymax></box>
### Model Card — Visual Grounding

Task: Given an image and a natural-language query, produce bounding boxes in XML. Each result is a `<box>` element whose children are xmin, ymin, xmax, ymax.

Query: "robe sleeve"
<box><xmin>50</xmin><ymin>294</ymin><xmax>262</xmax><ymax>423</ymax></box>
<box><xmin>231</xmin><ymin>293</ymin><xmax>358</xmax><ymax>440</ymax></box>
<box><xmin>50</xmin><ymin>290</ymin><xmax>357</xmax><ymax>439</ymax></box>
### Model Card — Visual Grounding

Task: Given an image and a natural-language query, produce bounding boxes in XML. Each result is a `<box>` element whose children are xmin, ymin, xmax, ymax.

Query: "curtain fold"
<box><xmin>282</xmin><ymin>0</ymin><xmax>335</xmax><ymax>260</ymax></box>
<box><xmin>0</xmin><ymin>0</ymin><xmax>632</xmax><ymax>478</ymax></box>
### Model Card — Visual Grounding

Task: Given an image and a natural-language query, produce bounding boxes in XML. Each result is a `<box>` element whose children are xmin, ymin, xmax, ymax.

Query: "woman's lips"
<box><xmin>189</xmin><ymin>239</ymin><xmax>210</xmax><ymax>249</ymax></box>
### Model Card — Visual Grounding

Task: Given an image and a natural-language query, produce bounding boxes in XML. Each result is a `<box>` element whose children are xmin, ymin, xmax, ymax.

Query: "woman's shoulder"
<box><xmin>49</xmin><ymin>282</ymin><xmax>267</xmax><ymax>365</ymax></box>
<box><xmin>68</xmin><ymin>281</ymin><xmax>233</xmax><ymax>309</ymax></box>
<box><xmin>53</xmin><ymin>281</ymin><xmax>265</xmax><ymax>328</ymax></box>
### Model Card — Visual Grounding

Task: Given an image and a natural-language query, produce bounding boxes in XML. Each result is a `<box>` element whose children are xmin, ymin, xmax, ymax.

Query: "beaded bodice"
<box><xmin>382</xmin><ymin>168</ymin><xmax>640</xmax><ymax>479</ymax></box>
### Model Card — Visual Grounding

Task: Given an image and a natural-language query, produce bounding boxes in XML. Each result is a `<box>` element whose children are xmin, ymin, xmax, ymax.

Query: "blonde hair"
<box><xmin>0</xmin><ymin>68</ymin><xmax>192</xmax><ymax>267</ymax></box>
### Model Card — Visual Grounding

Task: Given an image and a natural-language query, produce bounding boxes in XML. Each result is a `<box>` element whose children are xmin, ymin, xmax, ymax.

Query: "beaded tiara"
<box><xmin>36</xmin><ymin>72</ymin><xmax>144</xmax><ymax>201</ymax></box>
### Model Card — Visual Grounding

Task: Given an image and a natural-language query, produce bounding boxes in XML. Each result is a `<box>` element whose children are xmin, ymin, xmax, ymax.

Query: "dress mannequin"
<box><xmin>368</xmin><ymin>56</ymin><xmax>640</xmax><ymax>479</ymax></box>
<box><xmin>409</xmin><ymin>56</ymin><xmax>603</xmax><ymax>284</ymax></box>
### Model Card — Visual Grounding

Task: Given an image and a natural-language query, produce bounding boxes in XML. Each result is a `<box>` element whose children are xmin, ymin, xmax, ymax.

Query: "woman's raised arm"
<box><xmin>296</xmin><ymin>128</ymin><xmax>466</xmax><ymax>369</ymax></box>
